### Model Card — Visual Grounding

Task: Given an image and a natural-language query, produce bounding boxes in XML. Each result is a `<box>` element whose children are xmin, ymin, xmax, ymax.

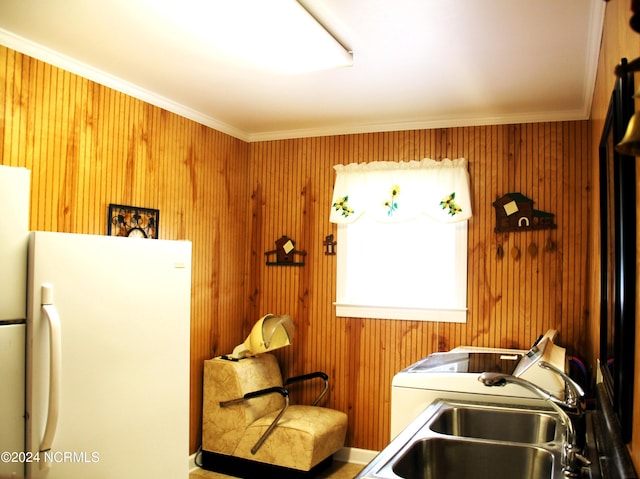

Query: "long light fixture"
<box><xmin>268</xmin><ymin>0</ymin><xmax>354</xmax><ymax>73</ymax></box>
<box><xmin>150</xmin><ymin>0</ymin><xmax>353</xmax><ymax>74</ymax></box>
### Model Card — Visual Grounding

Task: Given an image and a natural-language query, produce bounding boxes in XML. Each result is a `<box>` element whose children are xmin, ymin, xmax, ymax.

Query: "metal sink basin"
<box><xmin>428</xmin><ymin>403</ymin><xmax>558</xmax><ymax>444</ymax></box>
<box><xmin>355</xmin><ymin>400</ymin><xmax>570</xmax><ymax>479</ymax></box>
<box><xmin>392</xmin><ymin>437</ymin><xmax>554</xmax><ymax>479</ymax></box>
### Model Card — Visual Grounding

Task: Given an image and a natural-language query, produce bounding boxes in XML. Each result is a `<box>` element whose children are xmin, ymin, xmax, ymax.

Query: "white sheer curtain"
<box><xmin>329</xmin><ymin>158</ymin><xmax>472</xmax><ymax>224</ymax></box>
<box><xmin>330</xmin><ymin>157</ymin><xmax>471</xmax><ymax>322</ymax></box>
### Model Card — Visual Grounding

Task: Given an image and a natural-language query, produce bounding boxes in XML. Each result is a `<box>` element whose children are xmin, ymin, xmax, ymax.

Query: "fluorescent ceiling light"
<box><xmin>147</xmin><ymin>0</ymin><xmax>353</xmax><ymax>74</ymax></box>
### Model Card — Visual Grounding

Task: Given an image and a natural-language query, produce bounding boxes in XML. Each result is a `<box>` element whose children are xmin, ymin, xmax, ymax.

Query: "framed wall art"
<box><xmin>107</xmin><ymin>203</ymin><xmax>159</xmax><ymax>239</ymax></box>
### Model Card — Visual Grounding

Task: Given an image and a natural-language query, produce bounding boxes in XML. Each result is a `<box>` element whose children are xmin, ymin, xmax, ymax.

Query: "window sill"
<box><xmin>334</xmin><ymin>303</ymin><xmax>467</xmax><ymax>322</ymax></box>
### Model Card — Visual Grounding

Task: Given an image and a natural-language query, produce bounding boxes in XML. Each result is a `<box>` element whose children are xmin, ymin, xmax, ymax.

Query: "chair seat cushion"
<box><xmin>233</xmin><ymin>405</ymin><xmax>348</xmax><ymax>471</ymax></box>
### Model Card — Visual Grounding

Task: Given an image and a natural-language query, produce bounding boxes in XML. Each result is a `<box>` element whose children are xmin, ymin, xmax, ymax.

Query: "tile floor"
<box><xmin>190</xmin><ymin>461</ymin><xmax>364</xmax><ymax>479</ymax></box>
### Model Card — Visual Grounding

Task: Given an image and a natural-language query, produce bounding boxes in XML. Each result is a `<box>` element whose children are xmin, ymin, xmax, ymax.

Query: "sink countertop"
<box><xmin>357</xmin><ymin>393</ymin><xmax>638</xmax><ymax>479</ymax></box>
<box><xmin>356</xmin><ymin>400</ymin><xmax>570</xmax><ymax>479</ymax></box>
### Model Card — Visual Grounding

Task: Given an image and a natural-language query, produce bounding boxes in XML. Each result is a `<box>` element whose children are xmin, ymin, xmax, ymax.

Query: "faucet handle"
<box><xmin>537</xmin><ymin>361</ymin><xmax>585</xmax><ymax>406</ymax></box>
<box><xmin>563</xmin><ymin>443</ymin><xmax>592</xmax><ymax>477</ymax></box>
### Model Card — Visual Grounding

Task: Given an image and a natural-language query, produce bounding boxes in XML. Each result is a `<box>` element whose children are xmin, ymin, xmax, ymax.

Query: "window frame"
<box><xmin>334</xmin><ymin>218</ymin><xmax>469</xmax><ymax>322</ymax></box>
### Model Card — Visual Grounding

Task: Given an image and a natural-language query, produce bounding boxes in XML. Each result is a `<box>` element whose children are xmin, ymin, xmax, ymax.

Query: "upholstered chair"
<box><xmin>201</xmin><ymin>353</ymin><xmax>348</xmax><ymax>478</ymax></box>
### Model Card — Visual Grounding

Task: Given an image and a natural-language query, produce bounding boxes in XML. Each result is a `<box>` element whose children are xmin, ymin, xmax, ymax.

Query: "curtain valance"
<box><xmin>329</xmin><ymin>158</ymin><xmax>472</xmax><ymax>224</ymax></box>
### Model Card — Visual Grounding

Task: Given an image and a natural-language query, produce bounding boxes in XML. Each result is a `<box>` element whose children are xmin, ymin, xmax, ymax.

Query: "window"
<box><xmin>330</xmin><ymin>158</ymin><xmax>471</xmax><ymax>322</ymax></box>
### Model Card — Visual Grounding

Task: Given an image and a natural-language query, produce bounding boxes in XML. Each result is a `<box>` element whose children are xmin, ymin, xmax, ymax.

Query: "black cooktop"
<box><xmin>403</xmin><ymin>351</ymin><xmax>524</xmax><ymax>375</ymax></box>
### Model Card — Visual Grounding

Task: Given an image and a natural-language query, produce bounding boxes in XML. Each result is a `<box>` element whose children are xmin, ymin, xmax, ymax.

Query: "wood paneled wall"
<box><xmin>248</xmin><ymin>123</ymin><xmax>591</xmax><ymax>451</ymax></box>
<box><xmin>588</xmin><ymin>0</ymin><xmax>640</xmax><ymax>470</ymax></box>
<box><xmin>1</xmin><ymin>43</ymin><xmax>595</xmax><ymax>454</ymax></box>
<box><xmin>0</xmin><ymin>45</ymin><xmax>250</xmax><ymax>454</ymax></box>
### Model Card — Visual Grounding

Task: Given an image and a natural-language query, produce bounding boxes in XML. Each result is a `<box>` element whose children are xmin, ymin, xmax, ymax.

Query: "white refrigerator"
<box><xmin>25</xmin><ymin>231</ymin><xmax>192</xmax><ymax>479</ymax></box>
<box><xmin>0</xmin><ymin>164</ymin><xmax>193</xmax><ymax>479</ymax></box>
<box><xmin>0</xmin><ymin>165</ymin><xmax>29</xmax><ymax>479</ymax></box>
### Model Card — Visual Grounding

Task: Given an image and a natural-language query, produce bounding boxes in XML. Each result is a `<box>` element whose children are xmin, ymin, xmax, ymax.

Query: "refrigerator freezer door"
<box><xmin>0</xmin><ymin>165</ymin><xmax>30</xmax><ymax>321</ymax></box>
<box><xmin>0</xmin><ymin>323</ymin><xmax>26</xmax><ymax>479</ymax></box>
<box><xmin>26</xmin><ymin>232</ymin><xmax>192</xmax><ymax>479</ymax></box>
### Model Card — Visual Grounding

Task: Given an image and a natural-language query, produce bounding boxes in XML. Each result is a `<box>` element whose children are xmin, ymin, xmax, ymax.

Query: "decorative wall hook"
<box><xmin>323</xmin><ymin>234</ymin><xmax>336</xmax><ymax>255</ymax></box>
<box><xmin>265</xmin><ymin>235</ymin><xmax>306</xmax><ymax>266</ymax></box>
<box><xmin>544</xmin><ymin>237</ymin><xmax>556</xmax><ymax>252</ymax></box>
<box><xmin>493</xmin><ymin>193</ymin><xmax>556</xmax><ymax>233</ymax></box>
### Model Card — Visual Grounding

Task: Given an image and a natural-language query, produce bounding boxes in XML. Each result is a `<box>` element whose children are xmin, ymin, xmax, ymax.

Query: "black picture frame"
<box><xmin>107</xmin><ymin>203</ymin><xmax>159</xmax><ymax>239</ymax></box>
<box><xmin>598</xmin><ymin>58</ymin><xmax>636</xmax><ymax>442</ymax></box>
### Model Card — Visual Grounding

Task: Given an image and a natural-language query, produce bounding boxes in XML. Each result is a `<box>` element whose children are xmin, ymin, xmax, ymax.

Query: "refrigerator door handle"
<box><xmin>40</xmin><ymin>284</ymin><xmax>61</xmax><ymax>468</ymax></box>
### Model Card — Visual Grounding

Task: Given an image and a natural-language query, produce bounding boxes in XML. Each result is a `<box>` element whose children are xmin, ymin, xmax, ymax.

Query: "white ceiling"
<box><xmin>0</xmin><ymin>0</ymin><xmax>604</xmax><ymax>142</ymax></box>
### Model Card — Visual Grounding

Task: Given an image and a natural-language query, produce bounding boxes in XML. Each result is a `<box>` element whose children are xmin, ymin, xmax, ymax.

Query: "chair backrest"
<box><xmin>202</xmin><ymin>353</ymin><xmax>285</xmax><ymax>455</ymax></box>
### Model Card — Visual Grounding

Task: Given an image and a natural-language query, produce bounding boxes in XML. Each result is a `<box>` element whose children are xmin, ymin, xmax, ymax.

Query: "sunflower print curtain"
<box><xmin>329</xmin><ymin>158</ymin><xmax>472</xmax><ymax>224</ymax></box>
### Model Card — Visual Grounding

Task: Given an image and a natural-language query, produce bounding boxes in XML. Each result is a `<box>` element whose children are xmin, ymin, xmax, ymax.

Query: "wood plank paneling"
<box><xmin>248</xmin><ymin>123</ymin><xmax>591</xmax><ymax>451</ymax></box>
<box><xmin>1</xmin><ymin>40</ymin><xmax>608</xmax><ymax>455</ymax></box>
<box><xmin>0</xmin><ymin>46</ymin><xmax>249</xmax><ymax>454</ymax></box>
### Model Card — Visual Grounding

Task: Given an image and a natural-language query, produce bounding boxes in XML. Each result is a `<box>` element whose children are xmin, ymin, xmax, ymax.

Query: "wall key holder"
<box><xmin>265</xmin><ymin>236</ymin><xmax>306</xmax><ymax>266</ymax></box>
<box><xmin>492</xmin><ymin>193</ymin><xmax>556</xmax><ymax>232</ymax></box>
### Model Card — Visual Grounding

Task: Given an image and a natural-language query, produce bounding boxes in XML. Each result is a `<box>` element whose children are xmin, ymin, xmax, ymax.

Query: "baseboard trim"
<box><xmin>334</xmin><ymin>447</ymin><xmax>378</xmax><ymax>465</ymax></box>
<box><xmin>189</xmin><ymin>452</ymin><xmax>198</xmax><ymax>472</ymax></box>
<box><xmin>189</xmin><ymin>446</ymin><xmax>378</xmax><ymax>472</ymax></box>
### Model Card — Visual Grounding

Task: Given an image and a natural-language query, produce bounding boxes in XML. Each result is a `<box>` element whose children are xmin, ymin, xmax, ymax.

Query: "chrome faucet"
<box><xmin>478</xmin><ymin>372</ymin><xmax>590</xmax><ymax>477</ymax></box>
<box><xmin>536</xmin><ymin>360</ymin><xmax>588</xmax><ymax>458</ymax></box>
<box><xmin>537</xmin><ymin>360</ymin><xmax>585</xmax><ymax>409</ymax></box>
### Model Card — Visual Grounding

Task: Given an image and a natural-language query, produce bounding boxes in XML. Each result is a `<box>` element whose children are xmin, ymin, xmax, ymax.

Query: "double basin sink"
<box><xmin>356</xmin><ymin>400</ymin><xmax>595</xmax><ymax>479</ymax></box>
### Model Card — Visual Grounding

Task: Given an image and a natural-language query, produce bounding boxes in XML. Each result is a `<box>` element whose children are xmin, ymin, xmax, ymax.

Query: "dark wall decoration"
<box><xmin>107</xmin><ymin>203</ymin><xmax>159</xmax><ymax>239</ymax></box>
<box><xmin>493</xmin><ymin>193</ymin><xmax>557</xmax><ymax>232</ymax></box>
<box><xmin>265</xmin><ymin>235</ymin><xmax>306</xmax><ymax>266</ymax></box>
